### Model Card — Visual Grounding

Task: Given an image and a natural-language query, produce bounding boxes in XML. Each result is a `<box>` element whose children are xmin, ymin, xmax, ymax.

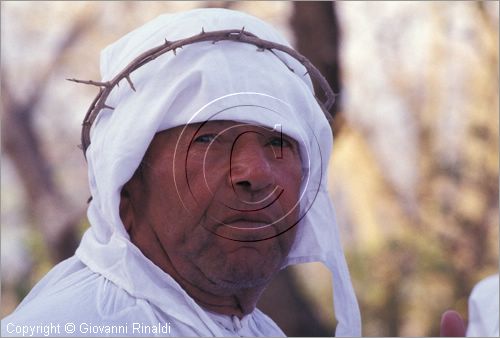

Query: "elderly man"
<box><xmin>2</xmin><ymin>8</ymin><xmax>361</xmax><ymax>337</ymax></box>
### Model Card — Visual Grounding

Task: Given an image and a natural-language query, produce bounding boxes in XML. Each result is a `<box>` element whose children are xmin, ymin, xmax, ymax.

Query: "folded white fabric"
<box><xmin>467</xmin><ymin>274</ymin><xmax>499</xmax><ymax>337</ymax></box>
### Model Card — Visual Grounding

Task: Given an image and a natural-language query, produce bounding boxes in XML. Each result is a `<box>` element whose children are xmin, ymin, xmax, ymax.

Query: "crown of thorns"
<box><xmin>68</xmin><ymin>28</ymin><xmax>335</xmax><ymax>157</ymax></box>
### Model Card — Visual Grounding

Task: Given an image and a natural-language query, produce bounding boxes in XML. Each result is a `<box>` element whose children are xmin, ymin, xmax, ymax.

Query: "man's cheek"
<box><xmin>280</xmin><ymin>187</ymin><xmax>301</xmax><ymax>218</ymax></box>
<box><xmin>167</xmin><ymin>160</ymin><xmax>205</xmax><ymax>210</ymax></box>
<box><xmin>180</xmin><ymin>226</ymin><xmax>217</xmax><ymax>261</ymax></box>
<box><xmin>186</xmin><ymin>166</ymin><xmax>223</xmax><ymax>207</ymax></box>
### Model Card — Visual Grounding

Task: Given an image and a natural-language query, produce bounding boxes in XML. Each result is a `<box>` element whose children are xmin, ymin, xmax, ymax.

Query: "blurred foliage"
<box><xmin>329</xmin><ymin>2</ymin><xmax>499</xmax><ymax>335</ymax></box>
<box><xmin>1</xmin><ymin>1</ymin><xmax>498</xmax><ymax>336</ymax></box>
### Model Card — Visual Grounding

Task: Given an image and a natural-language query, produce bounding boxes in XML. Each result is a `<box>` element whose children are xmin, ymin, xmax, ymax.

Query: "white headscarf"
<box><xmin>77</xmin><ymin>8</ymin><xmax>361</xmax><ymax>336</ymax></box>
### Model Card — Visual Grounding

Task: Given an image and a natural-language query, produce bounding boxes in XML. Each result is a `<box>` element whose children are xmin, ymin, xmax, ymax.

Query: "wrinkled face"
<box><xmin>125</xmin><ymin>120</ymin><xmax>303</xmax><ymax>293</ymax></box>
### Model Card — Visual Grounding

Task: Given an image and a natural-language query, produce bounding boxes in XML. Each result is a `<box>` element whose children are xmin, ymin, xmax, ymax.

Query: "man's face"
<box><xmin>123</xmin><ymin>120</ymin><xmax>303</xmax><ymax>294</ymax></box>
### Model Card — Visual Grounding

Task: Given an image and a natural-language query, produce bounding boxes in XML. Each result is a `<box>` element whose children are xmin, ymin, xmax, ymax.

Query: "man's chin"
<box><xmin>209</xmin><ymin>260</ymin><xmax>275</xmax><ymax>290</ymax></box>
<box><xmin>214</xmin><ymin>274</ymin><xmax>271</xmax><ymax>290</ymax></box>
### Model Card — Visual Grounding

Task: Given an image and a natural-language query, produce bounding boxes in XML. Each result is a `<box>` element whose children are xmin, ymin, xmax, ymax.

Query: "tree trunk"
<box><xmin>291</xmin><ymin>1</ymin><xmax>345</xmax><ymax>135</ymax></box>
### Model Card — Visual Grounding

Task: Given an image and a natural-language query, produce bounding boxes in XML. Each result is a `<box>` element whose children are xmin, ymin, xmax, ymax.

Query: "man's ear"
<box><xmin>120</xmin><ymin>184</ymin><xmax>134</xmax><ymax>233</ymax></box>
<box><xmin>119</xmin><ymin>164</ymin><xmax>145</xmax><ymax>233</ymax></box>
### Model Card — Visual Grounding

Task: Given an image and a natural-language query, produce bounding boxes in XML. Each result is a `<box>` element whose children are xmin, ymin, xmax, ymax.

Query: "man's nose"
<box><xmin>229</xmin><ymin>136</ymin><xmax>275</xmax><ymax>194</ymax></box>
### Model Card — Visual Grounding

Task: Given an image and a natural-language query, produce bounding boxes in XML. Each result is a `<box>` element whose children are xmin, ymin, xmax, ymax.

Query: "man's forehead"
<box><xmin>158</xmin><ymin>120</ymin><xmax>288</xmax><ymax>138</ymax></box>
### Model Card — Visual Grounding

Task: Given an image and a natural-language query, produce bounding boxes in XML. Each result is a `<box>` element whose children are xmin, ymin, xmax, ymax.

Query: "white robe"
<box><xmin>2</xmin><ymin>256</ymin><xmax>285</xmax><ymax>337</ymax></box>
<box><xmin>466</xmin><ymin>274</ymin><xmax>499</xmax><ymax>337</ymax></box>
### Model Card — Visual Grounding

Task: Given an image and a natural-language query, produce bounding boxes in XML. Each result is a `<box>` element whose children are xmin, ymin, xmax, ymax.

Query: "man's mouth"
<box><xmin>221</xmin><ymin>215</ymin><xmax>274</xmax><ymax>229</ymax></box>
<box><xmin>204</xmin><ymin>213</ymin><xmax>284</xmax><ymax>242</ymax></box>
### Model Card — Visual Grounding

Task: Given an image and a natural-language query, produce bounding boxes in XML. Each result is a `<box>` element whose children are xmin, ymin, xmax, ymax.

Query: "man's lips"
<box><xmin>224</xmin><ymin>220</ymin><xmax>268</xmax><ymax>230</ymax></box>
<box><xmin>221</xmin><ymin>214</ymin><xmax>275</xmax><ymax>229</ymax></box>
<box><xmin>204</xmin><ymin>213</ymin><xmax>284</xmax><ymax>241</ymax></box>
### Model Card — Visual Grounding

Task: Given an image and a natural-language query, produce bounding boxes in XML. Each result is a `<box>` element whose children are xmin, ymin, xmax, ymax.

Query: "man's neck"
<box><xmin>170</xmin><ymin>269</ymin><xmax>262</xmax><ymax>318</ymax></box>
<box><xmin>126</xmin><ymin>220</ymin><xmax>265</xmax><ymax>318</ymax></box>
<box><xmin>160</xmin><ymin>256</ymin><xmax>264</xmax><ymax>318</ymax></box>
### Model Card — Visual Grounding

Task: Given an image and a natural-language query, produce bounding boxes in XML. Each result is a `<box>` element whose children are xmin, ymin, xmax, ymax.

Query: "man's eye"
<box><xmin>194</xmin><ymin>134</ymin><xmax>216</xmax><ymax>143</ymax></box>
<box><xmin>268</xmin><ymin>137</ymin><xmax>292</xmax><ymax>148</ymax></box>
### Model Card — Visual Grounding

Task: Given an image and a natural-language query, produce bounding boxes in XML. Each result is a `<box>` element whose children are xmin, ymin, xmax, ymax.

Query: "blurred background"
<box><xmin>1</xmin><ymin>1</ymin><xmax>498</xmax><ymax>336</ymax></box>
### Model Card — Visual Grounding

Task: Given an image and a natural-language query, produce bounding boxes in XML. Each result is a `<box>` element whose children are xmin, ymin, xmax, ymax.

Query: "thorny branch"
<box><xmin>68</xmin><ymin>28</ymin><xmax>335</xmax><ymax>155</ymax></box>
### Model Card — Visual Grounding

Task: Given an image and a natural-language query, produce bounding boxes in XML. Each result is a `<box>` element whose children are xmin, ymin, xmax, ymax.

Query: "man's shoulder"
<box><xmin>2</xmin><ymin>257</ymin><xmax>154</xmax><ymax>336</ymax></box>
